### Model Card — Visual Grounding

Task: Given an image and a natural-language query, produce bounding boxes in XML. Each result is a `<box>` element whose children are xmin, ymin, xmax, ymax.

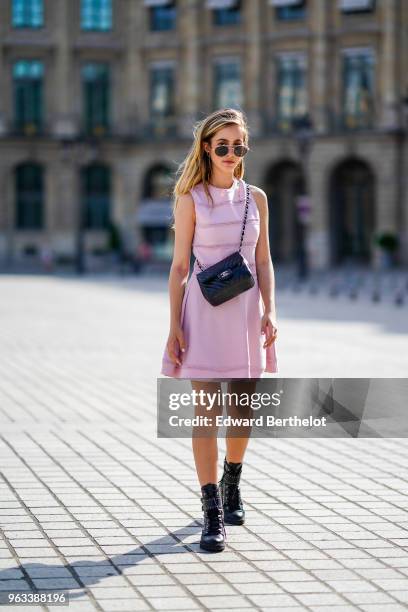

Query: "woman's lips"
<box><xmin>222</xmin><ymin>160</ymin><xmax>235</xmax><ymax>164</ymax></box>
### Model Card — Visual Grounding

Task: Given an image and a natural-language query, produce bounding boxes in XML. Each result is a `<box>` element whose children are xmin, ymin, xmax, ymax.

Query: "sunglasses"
<box><xmin>211</xmin><ymin>144</ymin><xmax>249</xmax><ymax>158</ymax></box>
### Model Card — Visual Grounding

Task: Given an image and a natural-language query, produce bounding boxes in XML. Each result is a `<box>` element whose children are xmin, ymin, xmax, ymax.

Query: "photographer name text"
<box><xmin>168</xmin><ymin>415</ymin><xmax>327</xmax><ymax>427</ymax></box>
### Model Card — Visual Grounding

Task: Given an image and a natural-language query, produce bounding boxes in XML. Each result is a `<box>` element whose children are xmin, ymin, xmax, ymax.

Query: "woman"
<box><xmin>161</xmin><ymin>108</ymin><xmax>278</xmax><ymax>552</ymax></box>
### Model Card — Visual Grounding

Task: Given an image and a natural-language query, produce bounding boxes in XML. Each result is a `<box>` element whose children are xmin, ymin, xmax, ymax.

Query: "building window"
<box><xmin>339</xmin><ymin>0</ymin><xmax>375</xmax><ymax>13</ymax></box>
<box><xmin>149</xmin><ymin>2</ymin><xmax>176</xmax><ymax>31</ymax></box>
<box><xmin>213</xmin><ymin>1</ymin><xmax>241</xmax><ymax>26</ymax></box>
<box><xmin>275</xmin><ymin>0</ymin><xmax>306</xmax><ymax>21</ymax></box>
<box><xmin>12</xmin><ymin>0</ymin><xmax>43</xmax><ymax>28</ymax></box>
<box><xmin>82</xmin><ymin>63</ymin><xmax>110</xmax><ymax>135</ymax></box>
<box><xmin>13</xmin><ymin>60</ymin><xmax>44</xmax><ymax>134</ymax></box>
<box><xmin>139</xmin><ymin>165</ymin><xmax>174</xmax><ymax>257</ymax></box>
<box><xmin>150</xmin><ymin>65</ymin><xmax>175</xmax><ymax>118</ymax></box>
<box><xmin>342</xmin><ymin>50</ymin><xmax>375</xmax><ymax>129</ymax></box>
<box><xmin>213</xmin><ymin>60</ymin><xmax>243</xmax><ymax>110</ymax></box>
<box><xmin>276</xmin><ymin>54</ymin><xmax>307</xmax><ymax>131</ymax></box>
<box><xmin>144</xmin><ymin>165</ymin><xmax>173</xmax><ymax>200</ymax></box>
<box><xmin>81</xmin><ymin>0</ymin><xmax>112</xmax><ymax>31</ymax></box>
<box><xmin>15</xmin><ymin>163</ymin><xmax>44</xmax><ymax>229</ymax></box>
<box><xmin>81</xmin><ymin>164</ymin><xmax>111</xmax><ymax>230</ymax></box>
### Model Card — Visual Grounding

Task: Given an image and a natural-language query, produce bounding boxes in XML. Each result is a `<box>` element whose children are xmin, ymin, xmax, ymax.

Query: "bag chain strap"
<box><xmin>195</xmin><ymin>182</ymin><xmax>250</xmax><ymax>272</ymax></box>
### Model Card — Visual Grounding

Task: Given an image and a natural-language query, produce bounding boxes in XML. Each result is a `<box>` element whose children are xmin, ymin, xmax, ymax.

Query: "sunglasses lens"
<box><xmin>213</xmin><ymin>145</ymin><xmax>248</xmax><ymax>157</ymax></box>
<box><xmin>214</xmin><ymin>145</ymin><xmax>229</xmax><ymax>157</ymax></box>
<box><xmin>234</xmin><ymin>145</ymin><xmax>248</xmax><ymax>157</ymax></box>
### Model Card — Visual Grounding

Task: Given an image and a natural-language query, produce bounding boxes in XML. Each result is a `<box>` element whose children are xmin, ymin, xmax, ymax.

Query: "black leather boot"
<box><xmin>219</xmin><ymin>457</ymin><xmax>245</xmax><ymax>525</ymax></box>
<box><xmin>200</xmin><ymin>483</ymin><xmax>226</xmax><ymax>552</ymax></box>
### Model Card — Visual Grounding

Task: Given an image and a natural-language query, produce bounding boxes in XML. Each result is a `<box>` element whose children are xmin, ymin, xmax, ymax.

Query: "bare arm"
<box><xmin>166</xmin><ymin>192</ymin><xmax>195</xmax><ymax>366</ymax></box>
<box><xmin>252</xmin><ymin>186</ymin><xmax>278</xmax><ymax>348</ymax></box>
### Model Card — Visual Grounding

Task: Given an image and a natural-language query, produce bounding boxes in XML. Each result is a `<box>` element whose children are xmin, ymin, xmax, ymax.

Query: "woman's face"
<box><xmin>203</xmin><ymin>124</ymin><xmax>246</xmax><ymax>177</ymax></box>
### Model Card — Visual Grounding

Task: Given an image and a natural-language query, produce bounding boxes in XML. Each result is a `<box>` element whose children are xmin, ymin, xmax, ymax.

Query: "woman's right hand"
<box><xmin>167</xmin><ymin>325</ymin><xmax>186</xmax><ymax>367</ymax></box>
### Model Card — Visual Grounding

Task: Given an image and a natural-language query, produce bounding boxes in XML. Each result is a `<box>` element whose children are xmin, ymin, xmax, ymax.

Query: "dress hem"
<box><xmin>160</xmin><ymin>362</ymin><xmax>278</xmax><ymax>379</ymax></box>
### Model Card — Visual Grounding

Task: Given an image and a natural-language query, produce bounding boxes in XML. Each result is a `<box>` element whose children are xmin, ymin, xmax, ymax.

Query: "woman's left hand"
<box><xmin>261</xmin><ymin>313</ymin><xmax>278</xmax><ymax>348</ymax></box>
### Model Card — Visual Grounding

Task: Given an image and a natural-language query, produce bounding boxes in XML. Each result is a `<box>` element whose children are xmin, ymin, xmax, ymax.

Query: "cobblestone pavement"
<box><xmin>0</xmin><ymin>274</ymin><xmax>408</xmax><ymax>612</ymax></box>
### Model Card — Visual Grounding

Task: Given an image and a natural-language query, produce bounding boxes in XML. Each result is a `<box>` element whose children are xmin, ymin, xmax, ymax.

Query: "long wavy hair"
<box><xmin>170</xmin><ymin>108</ymin><xmax>249</xmax><ymax>230</ymax></box>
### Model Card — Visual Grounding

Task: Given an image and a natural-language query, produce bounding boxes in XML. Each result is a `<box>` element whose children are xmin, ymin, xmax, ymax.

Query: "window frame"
<box><xmin>148</xmin><ymin>1</ymin><xmax>177</xmax><ymax>32</ymax></box>
<box><xmin>81</xmin><ymin>61</ymin><xmax>111</xmax><ymax>135</ymax></box>
<box><xmin>213</xmin><ymin>57</ymin><xmax>243</xmax><ymax>111</ymax></box>
<box><xmin>149</xmin><ymin>62</ymin><xmax>176</xmax><ymax>119</ymax></box>
<box><xmin>80</xmin><ymin>0</ymin><xmax>113</xmax><ymax>32</ymax></box>
<box><xmin>15</xmin><ymin>163</ymin><xmax>44</xmax><ymax>230</ymax></box>
<box><xmin>12</xmin><ymin>59</ymin><xmax>44</xmax><ymax>133</ymax></box>
<box><xmin>212</xmin><ymin>0</ymin><xmax>242</xmax><ymax>27</ymax></box>
<box><xmin>341</xmin><ymin>47</ymin><xmax>376</xmax><ymax>130</ymax></box>
<box><xmin>11</xmin><ymin>0</ymin><xmax>44</xmax><ymax>29</ymax></box>
<box><xmin>275</xmin><ymin>0</ymin><xmax>306</xmax><ymax>22</ymax></box>
<box><xmin>81</xmin><ymin>164</ymin><xmax>112</xmax><ymax>230</ymax></box>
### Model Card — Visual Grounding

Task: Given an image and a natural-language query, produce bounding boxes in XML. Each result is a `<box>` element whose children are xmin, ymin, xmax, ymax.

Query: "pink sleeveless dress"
<box><xmin>160</xmin><ymin>177</ymin><xmax>278</xmax><ymax>380</ymax></box>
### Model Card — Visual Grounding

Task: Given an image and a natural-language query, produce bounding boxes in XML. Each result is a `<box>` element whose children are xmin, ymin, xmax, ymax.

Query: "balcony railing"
<box><xmin>11</xmin><ymin>122</ymin><xmax>45</xmax><ymax>137</ymax></box>
<box><xmin>262</xmin><ymin>114</ymin><xmax>312</xmax><ymax>136</ymax></box>
<box><xmin>326</xmin><ymin>109</ymin><xmax>376</xmax><ymax>133</ymax></box>
<box><xmin>262</xmin><ymin>110</ymin><xmax>378</xmax><ymax>136</ymax></box>
<box><xmin>136</xmin><ymin>116</ymin><xmax>179</xmax><ymax>140</ymax></box>
<box><xmin>2</xmin><ymin>111</ymin><xmax>383</xmax><ymax>144</ymax></box>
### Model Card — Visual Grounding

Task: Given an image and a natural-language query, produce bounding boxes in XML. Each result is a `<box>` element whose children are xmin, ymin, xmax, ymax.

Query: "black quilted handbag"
<box><xmin>195</xmin><ymin>182</ymin><xmax>255</xmax><ymax>307</ymax></box>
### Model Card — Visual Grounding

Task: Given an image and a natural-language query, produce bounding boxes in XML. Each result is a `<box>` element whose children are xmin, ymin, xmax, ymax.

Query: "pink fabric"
<box><xmin>161</xmin><ymin>177</ymin><xmax>278</xmax><ymax>379</ymax></box>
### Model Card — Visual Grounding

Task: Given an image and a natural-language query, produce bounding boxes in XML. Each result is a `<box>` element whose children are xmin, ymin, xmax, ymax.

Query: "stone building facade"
<box><xmin>0</xmin><ymin>0</ymin><xmax>407</xmax><ymax>270</ymax></box>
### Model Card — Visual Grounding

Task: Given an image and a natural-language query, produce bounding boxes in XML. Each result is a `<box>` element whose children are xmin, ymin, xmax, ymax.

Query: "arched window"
<box><xmin>81</xmin><ymin>164</ymin><xmax>111</xmax><ymax>230</ymax></box>
<box><xmin>139</xmin><ymin>165</ymin><xmax>174</xmax><ymax>251</ymax></box>
<box><xmin>143</xmin><ymin>164</ymin><xmax>173</xmax><ymax>200</ymax></box>
<box><xmin>265</xmin><ymin>160</ymin><xmax>304</xmax><ymax>263</ymax></box>
<box><xmin>15</xmin><ymin>163</ymin><xmax>44</xmax><ymax>229</ymax></box>
<box><xmin>329</xmin><ymin>158</ymin><xmax>375</xmax><ymax>264</ymax></box>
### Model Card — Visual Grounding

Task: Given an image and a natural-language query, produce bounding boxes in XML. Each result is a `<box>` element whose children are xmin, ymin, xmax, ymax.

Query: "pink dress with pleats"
<box><xmin>160</xmin><ymin>177</ymin><xmax>278</xmax><ymax>380</ymax></box>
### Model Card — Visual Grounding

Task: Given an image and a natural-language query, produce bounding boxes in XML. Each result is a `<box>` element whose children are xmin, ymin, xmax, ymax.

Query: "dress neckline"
<box><xmin>208</xmin><ymin>177</ymin><xmax>239</xmax><ymax>194</ymax></box>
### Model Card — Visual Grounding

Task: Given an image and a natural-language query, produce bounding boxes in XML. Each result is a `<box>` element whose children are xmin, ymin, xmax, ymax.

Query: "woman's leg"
<box><xmin>191</xmin><ymin>380</ymin><xmax>224</xmax><ymax>486</ymax></box>
<box><xmin>225</xmin><ymin>379</ymin><xmax>257</xmax><ymax>462</ymax></box>
<box><xmin>191</xmin><ymin>380</ymin><xmax>226</xmax><ymax>552</ymax></box>
<box><xmin>220</xmin><ymin>379</ymin><xmax>257</xmax><ymax>526</ymax></box>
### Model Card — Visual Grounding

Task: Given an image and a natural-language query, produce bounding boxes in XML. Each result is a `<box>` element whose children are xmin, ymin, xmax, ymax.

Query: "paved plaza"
<box><xmin>0</xmin><ymin>274</ymin><xmax>408</xmax><ymax>612</ymax></box>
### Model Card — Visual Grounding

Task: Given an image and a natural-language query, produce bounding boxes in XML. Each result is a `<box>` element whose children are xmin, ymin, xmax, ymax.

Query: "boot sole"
<box><xmin>200</xmin><ymin>540</ymin><xmax>225</xmax><ymax>552</ymax></box>
<box><xmin>224</xmin><ymin>515</ymin><xmax>245</xmax><ymax>526</ymax></box>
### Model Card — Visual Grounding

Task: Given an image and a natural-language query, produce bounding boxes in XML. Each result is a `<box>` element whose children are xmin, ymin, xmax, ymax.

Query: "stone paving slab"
<box><xmin>0</xmin><ymin>275</ymin><xmax>408</xmax><ymax>611</ymax></box>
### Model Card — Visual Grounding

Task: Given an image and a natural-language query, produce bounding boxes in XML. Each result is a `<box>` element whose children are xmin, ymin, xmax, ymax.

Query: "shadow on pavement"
<box><xmin>0</xmin><ymin>521</ymin><xmax>206</xmax><ymax>601</ymax></box>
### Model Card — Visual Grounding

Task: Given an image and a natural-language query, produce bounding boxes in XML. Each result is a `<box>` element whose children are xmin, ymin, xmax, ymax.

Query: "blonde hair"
<box><xmin>170</xmin><ymin>108</ymin><xmax>249</xmax><ymax>230</ymax></box>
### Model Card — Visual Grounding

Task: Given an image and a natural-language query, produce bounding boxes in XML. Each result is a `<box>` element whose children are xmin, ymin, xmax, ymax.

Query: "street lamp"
<box><xmin>293</xmin><ymin>114</ymin><xmax>314</xmax><ymax>280</ymax></box>
<box><xmin>59</xmin><ymin>135</ymin><xmax>86</xmax><ymax>275</ymax></box>
<box><xmin>59</xmin><ymin>132</ymin><xmax>102</xmax><ymax>275</ymax></box>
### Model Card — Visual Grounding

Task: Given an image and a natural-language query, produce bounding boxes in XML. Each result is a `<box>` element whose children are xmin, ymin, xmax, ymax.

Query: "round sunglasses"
<box><xmin>211</xmin><ymin>144</ymin><xmax>249</xmax><ymax>158</ymax></box>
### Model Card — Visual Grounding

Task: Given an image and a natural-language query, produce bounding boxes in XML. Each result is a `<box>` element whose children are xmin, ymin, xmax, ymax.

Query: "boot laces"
<box><xmin>205</xmin><ymin>508</ymin><xmax>225</xmax><ymax>535</ymax></box>
<box><xmin>221</xmin><ymin>472</ymin><xmax>243</xmax><ymax>510</ymax></box>
<box><xmin>225</xmin><ymin>483</ymin><xmax>242</xmax><ymax>510</ymax></box>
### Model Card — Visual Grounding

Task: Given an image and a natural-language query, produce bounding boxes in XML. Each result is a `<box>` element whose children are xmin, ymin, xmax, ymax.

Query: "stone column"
<box><xmin>0</xmin><ymin>42</ymin><xmax>6</xmax><ymax>135</ymax></box>
<box><xmin>124</xmin><ymin>0</ymin><xmax>147</xmax><ymax>133</ymax></box>
<box><xmin>376</xmin><ymin>139</ymin><xmax>399</xmax><ymax>231</ymax></box>
<box><xmin>178</xmin><ymin>0</ymin><xmax>199</xmax><ymax>137</ymax></box>
<box><xmin>380</xmin><ymin>0</ymin><xmax>398</xmax><ymax>129</ymax></box>
<box><xmin>52</xmin><ymin>0</ymin><xmax>76</xmax><ymax>136</ymax></box>
<box><xmin>307</xmin><ymin>141</ymin><xmax>334</xmax><ymax>270</ymax></box>
<box><xmin>244</xmin><ymin>0</ymin><xmax>261</xmax><ymax>136</ymax></box>
<box><xmin>311</xmin><ymin>0</ymin><xmax>329</xmax><ymax>134</ymax></box>
<box><xmin>0</xmin><ymin>163</ymin><xmax>16</xmax><ymax>266</ymax></box>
